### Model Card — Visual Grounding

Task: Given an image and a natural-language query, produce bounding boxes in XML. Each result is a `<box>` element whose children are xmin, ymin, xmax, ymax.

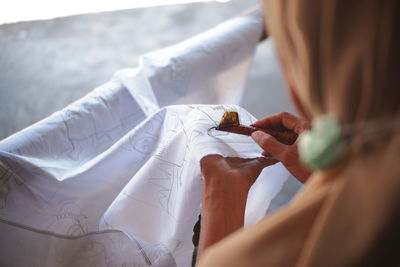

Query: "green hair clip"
<box><xmin>298</xmin><ymin>116</ymin><xmax>349</xmax><ymax>170</ymax></box>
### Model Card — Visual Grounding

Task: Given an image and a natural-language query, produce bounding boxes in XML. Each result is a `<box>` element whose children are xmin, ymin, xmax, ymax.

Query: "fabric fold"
<box><xmin>0</xmin><ymin>10</ymin><xmax>289</xmax><ymax>267</ymax></box>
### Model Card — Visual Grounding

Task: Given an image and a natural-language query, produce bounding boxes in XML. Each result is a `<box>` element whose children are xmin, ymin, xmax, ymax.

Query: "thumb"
<box><xmin>251</xmin><ymin>131</ymin><xmax>287</xmax><ymax>160</ymax></box>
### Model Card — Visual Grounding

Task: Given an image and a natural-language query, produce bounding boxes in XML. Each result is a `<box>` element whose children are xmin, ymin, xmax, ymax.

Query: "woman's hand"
<box><xmin>251</xmin><ymin>112</ymin><xmax>312</xmax><ymax>183</ymax></box>
<box><xmin>197</xmin><ymin>154</ymin><xmax>277</xmax><ymax>260</ymax></box>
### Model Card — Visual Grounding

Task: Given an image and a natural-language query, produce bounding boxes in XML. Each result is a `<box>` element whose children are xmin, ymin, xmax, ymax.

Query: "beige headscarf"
<box><xmin>265</xmin><ymin>0</ymin><xmax>400</xmax><ymax>123</ymax></box>
<box><xmin>197</xmin><ymin>0</ymin><xmax>400</xmax><ymax>266</ymax></box>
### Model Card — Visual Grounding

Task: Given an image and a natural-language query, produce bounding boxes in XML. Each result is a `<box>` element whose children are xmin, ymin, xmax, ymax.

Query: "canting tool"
<box><xmin>215</xmin><ymin>111</ymin><xmax>298</xmax><ymax>145</ymax></box>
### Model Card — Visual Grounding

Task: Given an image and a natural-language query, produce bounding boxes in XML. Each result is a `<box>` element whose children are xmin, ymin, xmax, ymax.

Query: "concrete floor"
<box><xmin>0</xmin><ymin>0</ymin><xmax>301</xmax><ymax>213</ymax></box>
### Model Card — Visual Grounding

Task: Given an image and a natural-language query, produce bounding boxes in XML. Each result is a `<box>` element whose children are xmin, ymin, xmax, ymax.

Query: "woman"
<box><xmin>197</xmin><ymin>0</ymin><xmax>400</xmax><ymax>266</ymax></box>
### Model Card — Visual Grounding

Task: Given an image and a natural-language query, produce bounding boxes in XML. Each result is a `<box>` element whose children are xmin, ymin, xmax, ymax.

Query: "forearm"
<box><xmin>196</xmin><ymin>176</ymin><xmax>249</xmax><ymax>260</ymax></box>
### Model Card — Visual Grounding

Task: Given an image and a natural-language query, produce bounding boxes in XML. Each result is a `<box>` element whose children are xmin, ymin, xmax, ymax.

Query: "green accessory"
<box><xmin>299</xmin><ymin>116</ymin><xmax>348</xmax><ymax>170</ymax></box>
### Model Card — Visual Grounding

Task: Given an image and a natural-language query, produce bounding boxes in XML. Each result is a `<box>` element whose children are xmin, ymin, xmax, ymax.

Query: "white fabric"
<box><xmin>0</xmin><ymin>12</ymin><xmax>289</xmax><ymax>267</ymax></box>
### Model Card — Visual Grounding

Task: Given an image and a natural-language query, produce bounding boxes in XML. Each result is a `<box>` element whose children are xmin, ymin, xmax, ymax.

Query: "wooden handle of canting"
<box><xmin>216</xmin><ymin>125</ymin><xmax>298</xmax><ymax>145</ymax></box>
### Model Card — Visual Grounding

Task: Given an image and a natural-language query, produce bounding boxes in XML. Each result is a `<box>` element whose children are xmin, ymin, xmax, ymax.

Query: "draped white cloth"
<box><xmin>0</xmin><ymin>11</ymin><xmax>289</xmax><ymax>267</ymax></box>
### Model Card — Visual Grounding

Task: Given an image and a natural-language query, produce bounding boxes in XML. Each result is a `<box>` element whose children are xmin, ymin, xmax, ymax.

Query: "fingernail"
<box><xmin>251</xmin><ymin>131</ymin><xmax>262</xmax><ymax>141</ymax></box>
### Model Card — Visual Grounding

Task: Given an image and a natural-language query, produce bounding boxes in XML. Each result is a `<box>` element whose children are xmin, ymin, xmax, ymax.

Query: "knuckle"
<box><xmin>281</xmin><ymin>111</ymin><xmax>290</xmax><ymax>117</ymax></box>
<box><xmin>296</xmin><ymin>121</ymin><xmax>310</xmax><ymax>132</ymax></box>
<box><xmin>200</xmin><ymin>156</ymin><xmax>211</xmax><ymax>168</ymax></box>
<box><xmin>282</xmin><ymin>112</ymin><xmax>294</xmax><ymax>125</ymax></box>
<box><xmin>277</xmin><ymin>111</ymin><xmax>288</xmax><ymax>119</ymax></box>
<box><xmin>294</xmin><ymin>125</ymin><xmax>303</xmax><ymax>133</ymax></box>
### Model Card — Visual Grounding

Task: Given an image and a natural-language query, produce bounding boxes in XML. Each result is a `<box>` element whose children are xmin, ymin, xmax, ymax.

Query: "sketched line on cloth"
<box><xmin>0</xmin><ymin>218</ymin><xmax>152</xmax><ymax>266</ymax></box>
<box><xmin>0</xmin><ymin>216</ymin><xmax>154</xmax><ymax>265</ymax></box>
<box><xmin>0</xmin><ymin>216</ymin><xmax>124</xmax><ymax>240</ymax></box>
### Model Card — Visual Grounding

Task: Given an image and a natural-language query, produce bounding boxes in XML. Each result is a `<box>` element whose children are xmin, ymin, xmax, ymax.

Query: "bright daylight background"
<box><xmin>0</xmin><ymin>0</ymin><xmax>230</xmax><ymax>24</ymax></box>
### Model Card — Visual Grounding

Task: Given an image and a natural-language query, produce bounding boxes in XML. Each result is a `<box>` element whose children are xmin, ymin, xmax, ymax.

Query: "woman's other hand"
<box><xmin>251</xmin><ymin>112</ymin><xmax>312</xmax><ymax>183</ymax></box>
<box><xmin>197</xmin><ymin>155</ymin><xmax>277</xmax><ymax>259</ymax></box>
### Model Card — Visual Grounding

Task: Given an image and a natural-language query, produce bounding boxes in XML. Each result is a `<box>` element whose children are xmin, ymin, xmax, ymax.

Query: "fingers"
<box><xmin>200</xmin><ymin>155</ymin><xmax>277</xmax><ymax>175</ymax></box>
<box><xmin>251</xmin><ymin>131</ymin><xmax>288</xmax><ymax>160</ymax></box>
<box><xmin>239</xmin><ymin>157</ymin><xmax>278</xmax><ymax>180</ymax></box>
<box><xmin>251</xmin><ymin>112</ymin><xmax>285</xmax><ymax>129</ymax></box>
<box><xmin>252</xmin><ymin>112</ymin><xmax>309</xmax><ymax>134</ymax></box>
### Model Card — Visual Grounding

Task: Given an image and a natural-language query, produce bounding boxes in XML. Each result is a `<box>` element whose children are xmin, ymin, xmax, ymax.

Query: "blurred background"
<box><xmin>0</xmin><ymin>0</ymin><xmax>301</xmax><ymax>212</ymax></box>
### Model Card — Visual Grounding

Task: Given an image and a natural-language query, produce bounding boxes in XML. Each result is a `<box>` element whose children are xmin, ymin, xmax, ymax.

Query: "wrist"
<box><xmin>197</xmin><ymin>174</ymin><xmax>249</xmax><ymax>259</ymax></box>
<box><xmin>202</xmin><ymin>174</ymin><xmax>249</xmax><ymax>209</ymax></box>
<box><xmin>203</xmin><ymin>173</ymin><xmax>252</xmax><ymax>195</ymax></box>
